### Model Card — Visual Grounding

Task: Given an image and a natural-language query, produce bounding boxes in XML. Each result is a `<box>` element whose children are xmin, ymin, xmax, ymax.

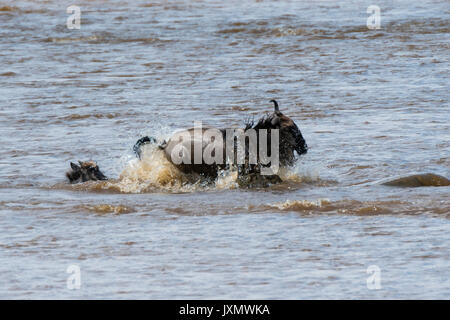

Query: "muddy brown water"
<box><xmin>0</xmin><ymin>0</ymin><xmax>449</xmax><ymax>299</ymax></box>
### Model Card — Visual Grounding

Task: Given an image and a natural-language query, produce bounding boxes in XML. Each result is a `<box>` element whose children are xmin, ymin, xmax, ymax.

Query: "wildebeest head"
<box><xmin>66</xmin><ymin>161</ymin><xmax>107</xmax><ymax>183</ymax></box>
<box><xmin>251</xmin><ymin>100</ymin><xmax>308</xmax><ymax>166</ymax></box>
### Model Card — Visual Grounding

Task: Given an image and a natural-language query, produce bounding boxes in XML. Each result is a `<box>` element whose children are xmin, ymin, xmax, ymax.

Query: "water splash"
<box><xmin>93</xmin><ymin>146</ymin><xmax>321</xmax><ymax>193</ymax></box>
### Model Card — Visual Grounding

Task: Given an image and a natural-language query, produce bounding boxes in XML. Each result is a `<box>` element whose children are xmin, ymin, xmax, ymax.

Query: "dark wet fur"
<box><xmin>133</xmin><ymin>100</ymin><xmax>308</xmax><ymax>185</ymax></box>
<box><xmin>133</xmin><ymin>136</ymin><xmax>157</xmax><ymax>159</ymax></box>
<box><xmin>249</xmin><ymin>100</ymin><xmax>307</xmax><ymax>167</ymax></box>
<box><xmin>66</xmin><ymin>161</ymin><xmax>107</xmax><ymax>183</ymax></box>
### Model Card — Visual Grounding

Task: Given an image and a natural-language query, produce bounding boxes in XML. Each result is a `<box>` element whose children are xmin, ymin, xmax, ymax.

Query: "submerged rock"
<box><xmin>381</xmin><ymin>173</ymin><xmax>450</xmax><ymax>187</ymax></box>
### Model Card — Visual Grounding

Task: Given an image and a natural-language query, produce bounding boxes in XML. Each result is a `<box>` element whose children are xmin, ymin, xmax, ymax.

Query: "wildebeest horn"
<box><xmin>70</xmin><ymin>162</ymin><xmax>80</xmax><ymax>170</ymax></box>
<box><xmin>270</xmin><ymin>99</ymin><xmax>279</xmax><ymax>112</ymax></box>
<box><xmin>133</xmin><ymin>136</ymin><xmax>157</xmax><ymax>159</ymax></box>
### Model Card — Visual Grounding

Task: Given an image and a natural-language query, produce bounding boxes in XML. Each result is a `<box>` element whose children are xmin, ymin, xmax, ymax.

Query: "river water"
<box><xmin>0</xmin><ymin>0</ymin><xmax>449</xmax><ymax>299</ymax></box>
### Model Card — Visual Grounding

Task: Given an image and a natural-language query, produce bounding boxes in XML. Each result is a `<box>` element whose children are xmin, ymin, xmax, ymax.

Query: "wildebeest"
<box><xmin>67</xmin><ymin>100</ymin><xmax>308</xmax><ymax>187</ymax></box>
<box><xmin>66</xmin><ymin>161</ymin><xmax>107</xmax><ymax>183</ymax></box>
<box><xmin>134</xmin><ymin>100</ymin><xmax>308</xmax><ymax>184</ymax></box>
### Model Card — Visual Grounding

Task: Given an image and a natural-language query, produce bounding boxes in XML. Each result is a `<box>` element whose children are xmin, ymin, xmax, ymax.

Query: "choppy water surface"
<box><xmin>0</xmin><ymin>0</ymin><xmax>449</xmax><ymax>299</ymax></box>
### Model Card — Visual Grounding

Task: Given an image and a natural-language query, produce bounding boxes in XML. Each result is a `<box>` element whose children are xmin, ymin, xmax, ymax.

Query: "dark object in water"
<box><xmin>133</xmin><ymin>100</ymin><xmax>308</xmax><ymax>183</ymax></box>
<box><xmin>133</xmin><ymin>136</ymin><xmax>157</xmax><ymax>159</ymax></box>
<box><xmin>382</xmin><ymin>173</ymin><xmax>450</xmax><ymax>187</ymax></box>
<box><xmin>236</xmin><ymin>172</ymin><xmax>283</xmax><ymax>188</ymax></box>
<box><xmin>66</xmin><ymin>161</ymin><xmax>107</xmax><ymax>183</ymax></box>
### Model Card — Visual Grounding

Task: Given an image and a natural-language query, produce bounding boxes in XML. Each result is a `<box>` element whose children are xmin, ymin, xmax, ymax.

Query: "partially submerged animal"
<box><xmin>381</xmin><ymin>173</ymin><xmax>450</xmax><ymax>187</ymax></box>
<box><xmin>66</xmin><ymin>161</ymin><xmax>107</xmax><ymax>183</ymax></box>
<box><xmin>134</xmin><ymin>99</ymin><xmax>308</xmax><ymax>184</ymax></box>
